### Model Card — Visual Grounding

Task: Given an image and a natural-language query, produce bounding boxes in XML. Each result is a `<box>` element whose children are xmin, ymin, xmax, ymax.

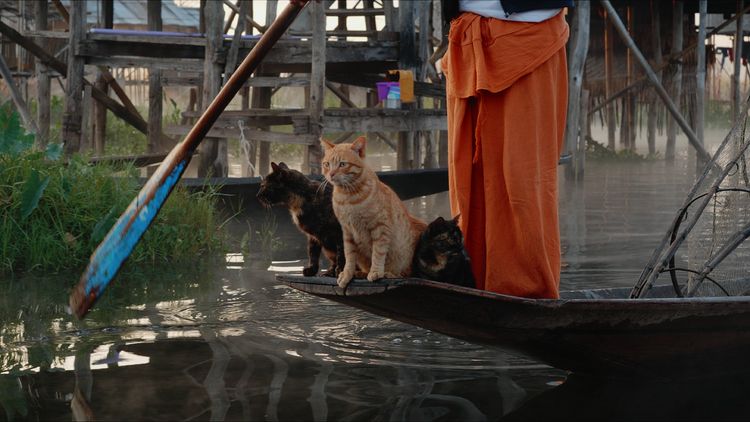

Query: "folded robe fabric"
<box><xmin>442</xmin><ymin>11</ymin><xmax>569</xmax><ymax>299</ymax></box>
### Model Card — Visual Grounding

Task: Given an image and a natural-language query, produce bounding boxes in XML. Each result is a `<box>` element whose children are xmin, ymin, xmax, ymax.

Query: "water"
<box><xmin>2</xmin><ymin>159</ymin><xmax>749</xmax><ymax>421</ymax></box>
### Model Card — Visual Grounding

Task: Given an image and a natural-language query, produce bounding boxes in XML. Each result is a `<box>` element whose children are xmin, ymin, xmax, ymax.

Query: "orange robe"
<box><xmin>442</xmin><ymin>12</ymin><xmax>569</xmax><ymax>298</ymax></box>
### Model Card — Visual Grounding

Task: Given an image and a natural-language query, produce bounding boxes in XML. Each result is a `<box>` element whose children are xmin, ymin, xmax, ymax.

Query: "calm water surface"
<box><xmin>3</xmin><ymin>159</ymin><xmax>749</xmax><ymax>421</ymax></box>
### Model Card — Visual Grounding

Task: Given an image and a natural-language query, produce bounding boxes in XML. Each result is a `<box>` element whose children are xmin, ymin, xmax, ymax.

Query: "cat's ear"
<box><xmin>351</xmin><ymin>136</ymin><xmax>367</xmax><ymax>158</ymax></box>
<box><xmin>278</xmin><ymin>162</ymin><xmax>289</xmax><ymax>170</ymax></box>
<box><xmin>320</xmin><ymin>138</ymin><xmax>335</xmax><ymax>150</ymax></box>
<box><xmin>271</xmin><ymin>162</ymin><xmax>280</xmax><ymax>172</ymax></box>
<box><xmin>435</xmin><ymin>216</ymin><xmax>446</xmax><ymax>224</ymax></box>
<box><xmin>452</xmin><ymin>214</ymin><xmax>461</xmax><ymax>224</ymax></box>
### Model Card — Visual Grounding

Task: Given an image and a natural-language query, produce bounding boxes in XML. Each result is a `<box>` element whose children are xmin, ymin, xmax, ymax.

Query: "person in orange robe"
<box><xmin>442</xmin><ymin>2</ymin><xmax>570</xmax><ymax>298</ymax></box>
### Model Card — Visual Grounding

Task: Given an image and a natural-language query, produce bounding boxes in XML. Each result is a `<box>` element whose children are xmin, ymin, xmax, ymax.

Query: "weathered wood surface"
<box><xmin>0</xmin><ymin>20</ymin><xmax>148</xmax><ymax>135</ymax></box>
<box><xmin>162</xmin><ymin>75</ymin><xmax>310</xmax><ymax>87</ymax></box>
<box><xmin>279</xmin><ymin>274</ymin><xmax>750</xmax><ymax>378</ymax></box>
<box><xmin>34</xmin><ymin>0</ymin><xmax>50</xmax><ymax>147</ymax></box>
<box><xmin>62</xmin><ymin>0</ymin><xmax>86</xmax><ymax>154</ymax></box>
<box><xmin>306</xmin><ymin>0</ymin><xmax>326</xmax><ymax>174</ymax></box>
<box><xmin>147</xmin><ymin>0</ymin><xmax>164</xmax><ymax>153</ymax></box>
<box><xmin>78</xmin><ymin>34</ymin><xmax>398</xmax><ymax>64</ymax></box>
<box><xmin>164</xmin><ymin>125</ymin><xmax>317</xmax><ymax>145</ymax></box>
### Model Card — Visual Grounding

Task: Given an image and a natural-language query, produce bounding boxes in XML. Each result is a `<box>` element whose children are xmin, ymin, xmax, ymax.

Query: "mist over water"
<box><xmin>3</xmin><ymin>151</ymin><xmax>748</xmax><ymax>421</ymax></box>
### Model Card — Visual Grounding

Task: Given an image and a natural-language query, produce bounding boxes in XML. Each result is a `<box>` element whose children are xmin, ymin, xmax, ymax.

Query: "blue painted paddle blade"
<box><xmin>69</xmin><ymin>157</ymin><xmax>188</xmax><ymax>319</ymax></box>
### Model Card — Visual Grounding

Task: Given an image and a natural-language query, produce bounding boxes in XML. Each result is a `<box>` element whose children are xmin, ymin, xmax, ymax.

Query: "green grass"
<box><xmin>0</xmin><ymin>101</ymin><xmax>226</xmax><ymax>275</ymax></box>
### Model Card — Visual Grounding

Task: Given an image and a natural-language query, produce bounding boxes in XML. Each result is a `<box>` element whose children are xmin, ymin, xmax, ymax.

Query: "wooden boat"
<box><xmin>277</xmin><ymin>275</ymin><xmax>750</xmax><ymax>379</ymax></box>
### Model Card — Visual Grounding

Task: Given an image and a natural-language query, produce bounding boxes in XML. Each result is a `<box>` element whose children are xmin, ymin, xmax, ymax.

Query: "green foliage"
<box><xmin>0</xmin><ymin>107</ymin><xmax>226</xmax><ymax>275</ymax></box>
<box><xmin>0</xmin><ymin>102</ymin><xmax>34</xmax><ymax>155</ymax></box>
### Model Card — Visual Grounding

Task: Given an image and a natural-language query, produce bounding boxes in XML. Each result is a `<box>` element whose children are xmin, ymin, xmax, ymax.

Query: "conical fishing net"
<box><xmin>631</xmin><ymin>97</ymin><xmax>750</xmax><ymax>298</ymax></box>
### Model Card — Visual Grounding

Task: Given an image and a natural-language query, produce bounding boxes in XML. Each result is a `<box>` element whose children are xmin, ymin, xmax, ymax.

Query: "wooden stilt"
<box><xmin>197</xmin><ymin>0</ymin><xmax>227</xmax><ymax>177</ymax></box>
<box><xmin>600</xmin><ymin>0</ymin><xmax>711</xmax><ymax>164</ymax></box>
<box><xmin>734</xmin><ymin>0</ymin><xmax>745</xmax><ymax>121</ymax></box>
<box><xmin>306</xmin><ymin>0</ymin><xmax>325</xmax><ymax>175</ymax></box>
<box><xmin>666</xmin><ymin>0</ymin><xmax>684</xmax><ymax>163</ymax></box>
<box><xmin>604</xmin><ymin>7</ymin><xmax>616</xmax><ymax>150</ymax></box>
<box><xmin>398</xmin><ymin>0</ymin><xmax>416</xmax><ymax>170</ymax></box>
<box><xmin>34</xmin><ymin>0</ymin><xmax>50</xmax><ymax>147</ymax></box>
<box><xmin>62</xmin><ymin>0</ymin><xmax>86</xmax><ymax>155</ymax></box>
<box><xmin>147</xmin><ymin>0</ymin><xmax>164</xmax><ymax>154</ymax></box>
<box><xmin>565</xmin><ymin>1</ymin><xmax>590</xmax><ymax>181</ymax></box>
<box><xmin>647</xmin><ymin>0</ymin><xmax>663</xmax><ymax>156</ymax></box>
<box><xmin>696</xmin><ymin>0</ymin><xmax>708</xmax><ymax>169</ymax></box>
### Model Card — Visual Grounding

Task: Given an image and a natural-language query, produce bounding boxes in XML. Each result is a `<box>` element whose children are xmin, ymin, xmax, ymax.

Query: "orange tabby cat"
<box><xmin>321</xmin><ymin>136</ymin><xmax>427</xmax><ymax>288</ymax></box>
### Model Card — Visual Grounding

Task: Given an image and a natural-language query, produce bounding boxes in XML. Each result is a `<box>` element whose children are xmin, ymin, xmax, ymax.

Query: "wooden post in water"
<box><xmin>398</xmin><ymin>0</ymin><xmax>416</xmax><ymax>170</ymax></box>
<box><xmin>34</xmin><ymin>0</ymin><xmax>50</xmax><ymax>147</ymax></box>
<box><xmin>258</xmin><ymin>0</ymin><xmax>278</xmax><ymax>176</ymax></box>
<box><xmin>666</xmin><ymin>0</ymin><xmax>684</xmax><ymax>163</ymax></box>
<box><xmin>604</xmin><ymin>7</ymin><xmax>616</xmax><ymax>150</ymax></box>
<box><xmin>147</xmin><ymin>0</ymin><xmax>164</xmax><ymax>154</ymax></box>
<box><xmin>62</xmin><ymin>0</ymin><xmax>86</xmax><ymax>155</ymax></box>
<box><xmin>647</xmin><ymin>0</ymin><xmax>663</xmax><ymax>156</ymax></box>
<box><xmin>564</xmin><ymin>0</ymin><xmax>590</xmax><ymax>181</ymax></box>
<box><xmin>734</xmin><ymin>0</ymin><xmax>745</xmax><ymax>121</ymax></box>
<box><xmin>696</xmin><ymin>0</ymin><xmax>707</xmax><ymax>169</ymax></box>
<box><xmin>93</xmin><ymin>0</ymin><xmax>113</xmax><ymax>155</ymax></box>
<box><xmin>306</xmin><ymin>0</ymin><xmax>325</xmax><ymax>175</ymax></box>
<box><xmin>197</xmin><ymin>0</ymin><xmax>227</xmax><ymax>177</ymax></box>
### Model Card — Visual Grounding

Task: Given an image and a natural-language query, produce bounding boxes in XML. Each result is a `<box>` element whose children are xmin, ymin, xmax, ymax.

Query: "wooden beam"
<box><xmin>222</xmin><ymin>0</ymin><xmax>266</xmax><ymax>33</ymax></box>
<box><xmin>223</xmin><ymin>0</ymin><xmax>249</xmax><ymax>85</ymax></box>
<box><xmin>325</xmin><ymin>80</ymin><xmax>395</xmax><ymax>149</ymax></box>
<box><xmin>0</xmin><ymin>19</ymin><xmax>149</xmax><ymax>135</ymax></box>
<box><xmin>165</xmin><ymin>125</ymin><xmax>316</xmax><ymax>145</ymax></box>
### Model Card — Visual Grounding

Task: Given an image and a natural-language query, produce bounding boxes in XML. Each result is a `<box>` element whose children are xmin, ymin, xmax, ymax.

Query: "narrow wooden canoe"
<box><xmin>277</xmin><ymin>275</ymin><xmax>750</xmax><ymax>379</ymax></box>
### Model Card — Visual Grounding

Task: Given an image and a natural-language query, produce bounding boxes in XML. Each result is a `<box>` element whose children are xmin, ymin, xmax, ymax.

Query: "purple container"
<box><xmin>376</xmin><ymin>82</ymin><xmax>399</xmax><ymax>101</ymax></box>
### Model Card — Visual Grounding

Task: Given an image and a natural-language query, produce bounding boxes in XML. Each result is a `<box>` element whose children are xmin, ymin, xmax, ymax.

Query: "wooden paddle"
<box><xmin>69</xmin><ymin>0</ymin><xmax>311</xmax><ymax>319</ymax></box>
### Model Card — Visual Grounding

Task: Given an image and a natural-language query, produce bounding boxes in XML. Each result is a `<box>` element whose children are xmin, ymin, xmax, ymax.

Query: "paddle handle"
<box><xmin>69</xmin><ymin>0</ymin><xmax>310</xmax><ymax>319</ymax></box>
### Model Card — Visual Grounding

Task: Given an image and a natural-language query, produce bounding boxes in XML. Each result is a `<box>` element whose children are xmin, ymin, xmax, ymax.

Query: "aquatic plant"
<box><xmin>0</xmin><ymin>102</ymin><xmax>226</xmax><ymax>275</ymax></box>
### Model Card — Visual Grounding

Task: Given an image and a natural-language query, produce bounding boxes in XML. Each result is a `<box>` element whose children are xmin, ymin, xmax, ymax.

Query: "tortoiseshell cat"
<box><xmin>321</xmin><ymin>136</ymin><xmax>427</xmax><ymax>288</ymax></box>
<box><xmin>256</xmin><ymin>162</ymin><xmax>344</xmax><ymax>277</ymax></box>
<box><xmin>413</xmin><ymin>215</ymin><xmax>475</xmax><ymax>288</ymax></box>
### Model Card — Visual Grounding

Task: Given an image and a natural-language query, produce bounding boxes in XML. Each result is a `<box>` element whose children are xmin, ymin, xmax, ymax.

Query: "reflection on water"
<box><xmin>3</xmin><ymin>159</ymin><xmax>747</xmax><ymax>421</ymax></box>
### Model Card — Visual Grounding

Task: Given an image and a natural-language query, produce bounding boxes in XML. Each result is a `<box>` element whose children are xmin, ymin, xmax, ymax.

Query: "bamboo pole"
<box><xmin>70</xmin><ymin>0</ymin><xmax>312</xmax><ymax>319</ymax></box>
<box><xmin>600</xmin><ymin>0</ymin><xmax>711</xmax><ymax>164</ymax></box>
<box><xmin>647</xmin><ymin>0</ymin><xmax>663</xmax><ymax>156</ymax></box>
<box><xmin>604</xmin><ymin>7</ymin><xmax>616</xmax><ymax>150</ymax></box>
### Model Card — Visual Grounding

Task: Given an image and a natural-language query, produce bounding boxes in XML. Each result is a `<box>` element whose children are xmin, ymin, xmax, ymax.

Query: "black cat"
<box><xmin>256</xmin><ymin>162</ymin><xmax>344</xmax><ymax>277</ymax></box>
<box><xmin>412</xmin><ymin>215</ymin><xmax>475</xmax><ymax>288</ymax></box>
